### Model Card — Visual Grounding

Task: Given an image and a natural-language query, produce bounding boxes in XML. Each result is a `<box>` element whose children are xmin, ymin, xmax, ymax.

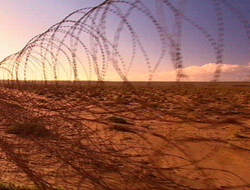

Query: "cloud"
<box><xmin>153</xmin><ymin>63</ymin><xmax>250</xmax><ymax>81</ymax></box>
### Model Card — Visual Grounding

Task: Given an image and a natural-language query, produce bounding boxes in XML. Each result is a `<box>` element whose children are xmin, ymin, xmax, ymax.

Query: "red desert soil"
<box><xmin>0</xmin><ymin>82</ymin><xmax>249</xmax><ymax>190</ymax></box>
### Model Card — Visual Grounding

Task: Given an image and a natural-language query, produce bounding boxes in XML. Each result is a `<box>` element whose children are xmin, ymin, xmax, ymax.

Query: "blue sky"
<box><xmin>0</xmin><ymin>0</ymin><xmax>250</xmax><ymax>81</ymax></box>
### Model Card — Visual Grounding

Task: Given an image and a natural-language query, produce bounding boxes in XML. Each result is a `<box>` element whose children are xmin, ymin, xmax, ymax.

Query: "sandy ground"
<box><xmin>0</xmin><ymin>82</ymin><xmax>249</xmax><ymax>189</ymax></box>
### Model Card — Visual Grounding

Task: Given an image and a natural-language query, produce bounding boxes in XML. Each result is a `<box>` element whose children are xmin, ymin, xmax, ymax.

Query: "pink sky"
<box><xmin>0</xmin><ymin>0</ymin><xmax>249</xmax><ymax>81</ymax></box>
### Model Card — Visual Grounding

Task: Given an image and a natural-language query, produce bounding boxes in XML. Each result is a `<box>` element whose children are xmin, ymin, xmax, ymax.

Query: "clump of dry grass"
<box><xmin>108</xmin><ymin>116</ymin><xmax>133</xmax><ymax>125</ymax></box>
<box><xmin>6</xmin><ymin>120</ymin><xmax>51</xmax><ymax>138</ymax></box>
<box><xmin>0</xmin><ymin>182</ymin><xmax>63</xmax><ymax>190</ymax></box>
<box><xmin>0</xmin><ymin>182</ymin><xmax>36</xmax><ymax>190</ymax></box>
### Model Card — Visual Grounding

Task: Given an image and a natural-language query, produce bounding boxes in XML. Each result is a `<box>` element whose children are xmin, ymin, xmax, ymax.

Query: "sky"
<box><xmin>0</xmin><ymin>0</ymin><xmax>103</xmax><ymax>60</ymax></box>
<box><xmin>0</xmin><ymin>0</ymin><xmax>250</xmax><ymax>81</ymax></box>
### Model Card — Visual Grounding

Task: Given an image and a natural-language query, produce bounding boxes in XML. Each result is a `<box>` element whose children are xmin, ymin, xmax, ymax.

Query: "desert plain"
<box><xmin>0</xmin><ymin>81</ymin><xmax>249</xmax><ymax>190</ymax></box>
